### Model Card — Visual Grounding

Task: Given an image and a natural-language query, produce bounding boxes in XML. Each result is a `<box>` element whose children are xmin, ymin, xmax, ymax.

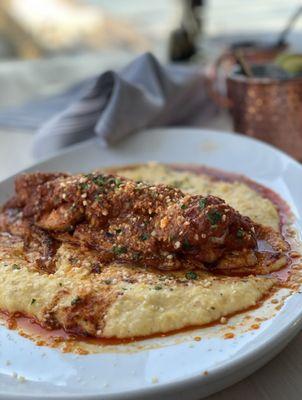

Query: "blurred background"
<box><xmin>1</xmin><ymin>0</ymin><xmax>302</xmax><ymax>108</ymax></box>
<box><xmin>0</xmin><ymin>0</ymin><xmax>302</xmax><ymax>179</ymax></box>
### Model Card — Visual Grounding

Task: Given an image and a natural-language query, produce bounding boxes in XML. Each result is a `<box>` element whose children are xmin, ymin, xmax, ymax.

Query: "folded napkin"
<box><xmin>0</xmin><ymin>53</ymin><xmax>217</xmax><ymax>158</ymax></box>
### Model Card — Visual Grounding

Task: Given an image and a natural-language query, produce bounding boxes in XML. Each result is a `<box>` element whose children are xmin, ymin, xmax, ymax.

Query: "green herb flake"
<box><xmin>115</xmin><ymin>228</ymin><xmax>122</xmax><ymax>234</ymax></box>
<box><xmin>199</xmin><ymin>198</ymin><xmax>207</xmax><ymax>210</ymax></box>
<box><xmin>12</xmin><ymin>264</ymin><xmax>20</xmax><ymax>270</ymax></box>
<box><xmin>183</xmin><ymin>238</ymin><xmax>192</xmax><ymax>250</ymax></box>
<box><xmin>104</xmin><ymin>279</ymin><xmax>112</xmax><ymax>285</ymax></box>
<box><xmin>185</xmin><ymin>271</ymin><xmax>198</xmax><ymax>280</ymax></box>
<box><xmin>108</xmin><ymin>177</ymin><xmax>122</xmax><ymax>188</ymax></box>
<box><xmin>154</xmin><ymin>285</ymin><xmax>162</xmax><ymax>290</ymax></box>
<box><xmin>31</xmin><ymin>298</ymin><xmax>36</xmax><ymax>305</ymax></box>
<box><xmin>71</xmin><ymin>296</ymin><xmax>81</xmax><ymax>306</ymax></box>
<box><xmin>236</xmin><ymin>228</ymin><xmax>245</xmax><ymax>238</ymax></box>
<box><xmin>92</xmin><ymin>175</ymin><xmax>105</xmax><ymax>187</ymax></box>
<box><xmin>112</xmin><ymin>245</ymin><xmax>128</xmax><ymax>255</ymax></box>
<box><xmin>180</xmin><ymin>204</ymin><xmax>187</xmax><ymax>210</ymax></box>
<box><xmin>140</xmin><ymin>233</ymin><xmax>149</xmax><ymax>241</ymax></box>
<box><xmin>114</xmin><ymin>178</ymin><xmax>122</xmax><ymax>187</ymax></box>
<box><xmin>207</xmin><ymin>210</ymin><xmax>222</xmax><ymax>225</ymax></box>
<box><xmin>59</xmin><ymin>282</ymin><xmax>63</xmax><ymax>287</ymax></box>
<box><xmin>80</xmin><ymin>182</ymin><xmax>90</xmax><ymax>191</ymax></box>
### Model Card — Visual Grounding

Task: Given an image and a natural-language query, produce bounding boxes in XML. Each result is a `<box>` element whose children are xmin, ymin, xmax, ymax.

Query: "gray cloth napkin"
<box><xmin>0</xmin><ymin>53</ymin><xmax>216</xmax><ymax>158</ymax></box>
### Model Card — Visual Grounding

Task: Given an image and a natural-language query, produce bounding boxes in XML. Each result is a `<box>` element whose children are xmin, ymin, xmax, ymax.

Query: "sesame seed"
<box><xmin>174</xmin><ymin>241</ymin><xmax>181</xmax><ymax>249</ymax></box>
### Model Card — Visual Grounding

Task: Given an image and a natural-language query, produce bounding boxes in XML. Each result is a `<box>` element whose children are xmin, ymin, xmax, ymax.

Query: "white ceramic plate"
<box><xmin>1</xmin><ymin>128</ymin><xmax>302</xmax><ymax>400</ymax></box>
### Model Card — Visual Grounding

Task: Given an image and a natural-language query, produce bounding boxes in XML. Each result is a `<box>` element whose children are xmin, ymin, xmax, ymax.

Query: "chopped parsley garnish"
<box><xmin>140</xmin><ymin>233</ymin><xmax>149</xmax><ymax>241</ymax></box>
<box><xmin>59</xmin><ymin>282</ymin><xmax>63</xmax><ymax>287</ymax></box>
<box><xmin>112</xmin><ymin>245</ymin><xmax>128</xmax><ymax>255</ymax></box>
<box><xmin>236</xmin><ymin>228</ymin><xmax>245</xmax><ymax>238</ymax></box>
<box><xmin>79</xmin><ymin>182</ymin><xmax>90</xmax><ymax>191</ymax></box>
<box><xmin>185</xmin><ymin>271</ymin><xmax>198</xmax><ymax>280</ymax></box>
<box><xmin>92</xmin><ymin>175</ymin><xmax>106</xmax><ymax>186</ymax></box>
<box><xmin>154</xmin><ymin>285</ymin><xmax>162</xmax><ymax>290</ymax></box>
<box><xmin>71</xmin><ymin>296</ymin><xmax>81</xmax><ymax>306</ymax></box>
<box><xmin>115</xmin><ymin>178</ymin><xmax>122</xmax><ymax>186</ymax></box>
<box><xmin>115</xmin><ymin>228</ymin><xmax>122</xmax><ymax>234</ymax></box>
<box><xmin>180</xmin><ymin>204</ymin><xmax>187</xmax><ymax>210</ymax></box>
<box><xmin>31</xmin><ymin>298</ymin><xmax>36</xmax><ymax>305</ymax></box>
<box><xmin>183</xmin><ymin>238</ymin><xmax>192</xmax><ymax>250</ymax></box>
<box><xmin>207</xmin><ymin>210</ymin><xmax>222</xmax><ymax>225</ymax></box>
<box><xmin>12</xmin><ymin>264</ymin><xmax>20</xmax><ymax>270</ymax></box>
<box><xmin>108</xmin><ymin>177</ymin><xmax>122</xmax><ymax>188</ymax></box>
<box><xmin>199</xmin><ymin>198</ymin><xmax>207</xmax><ymax>210</ymax></box>
<box><xmin>104</xmin><ymin>279</ymin><xmax>112</xmax><ymax>285</ymax></box>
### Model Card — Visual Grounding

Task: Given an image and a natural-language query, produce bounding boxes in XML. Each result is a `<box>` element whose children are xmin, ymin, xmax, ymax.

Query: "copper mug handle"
<box><xmin>206</xmin><ymin>52</ymin><xmax>235</xmax><ymax>109</ymax></box>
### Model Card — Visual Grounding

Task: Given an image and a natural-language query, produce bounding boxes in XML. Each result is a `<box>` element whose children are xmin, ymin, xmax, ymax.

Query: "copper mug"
<box><xmin>227</xmin><ymin>71</ymin><xmax>302</xmax><ymax>160</ymax></box>
<box><xmin>228</xmin><ymin>41</ymin><xmax>287</xmax><ymax>64</ymax></box>
<box><xmin>208</xmin><ymin>54</ymin><xmax>302</xmax><ymax>161</ymax></box>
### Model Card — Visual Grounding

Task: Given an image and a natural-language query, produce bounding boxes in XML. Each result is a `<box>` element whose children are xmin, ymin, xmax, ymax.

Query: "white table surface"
<box><xmin>1</xmin><ymin>123</ymin><xmax>302</xmax><ymax>400</ymax></box>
